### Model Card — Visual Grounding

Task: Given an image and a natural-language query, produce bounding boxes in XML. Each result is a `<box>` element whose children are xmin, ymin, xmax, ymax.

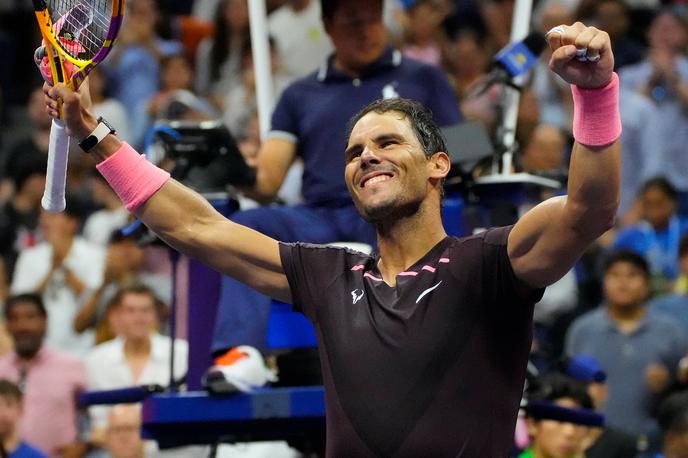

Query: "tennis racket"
<box><xmin>33</xmin><ymin>0</ymin><xmax>124</xmax><ymax>212</ymax></box>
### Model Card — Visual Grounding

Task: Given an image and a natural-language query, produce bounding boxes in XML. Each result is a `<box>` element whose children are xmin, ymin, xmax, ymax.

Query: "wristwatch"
<box><xmin>79</xmin><ymin>116</ymin><xmax>117</xmax><ymax>152</ymax></box>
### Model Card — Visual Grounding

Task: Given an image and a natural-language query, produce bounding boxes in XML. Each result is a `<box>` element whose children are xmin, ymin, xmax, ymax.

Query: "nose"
<box><xmin>360</xmin><ymin>146</ymin><xmax>381</xmax><ymax>168</ymax></box>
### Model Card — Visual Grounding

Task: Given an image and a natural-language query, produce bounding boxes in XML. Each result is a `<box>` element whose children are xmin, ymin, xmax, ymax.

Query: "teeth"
<box><xmin>364</xmin><ymin>175</ymin><xmax>391</xmax><ymax>187</ymax></box>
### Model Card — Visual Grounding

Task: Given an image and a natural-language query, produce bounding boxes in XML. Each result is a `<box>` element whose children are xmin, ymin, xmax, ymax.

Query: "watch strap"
<box><xmin>79</xmin><ymin>117</ymin><xmax>116</xmax><ymax>152</ymax></box>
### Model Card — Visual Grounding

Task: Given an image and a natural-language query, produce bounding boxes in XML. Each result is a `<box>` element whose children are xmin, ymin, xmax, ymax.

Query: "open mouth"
<box><xmin>360</xmin><ymin>172</ymin><xmax>394</xmax><ymax>188</ymax></box>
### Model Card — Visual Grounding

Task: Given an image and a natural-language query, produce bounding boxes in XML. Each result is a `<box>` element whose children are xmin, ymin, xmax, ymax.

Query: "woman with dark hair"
<box><xmin>194</xmin><ymin>0</ymin><xmax>250</xmax><ymax>108</ymax></box>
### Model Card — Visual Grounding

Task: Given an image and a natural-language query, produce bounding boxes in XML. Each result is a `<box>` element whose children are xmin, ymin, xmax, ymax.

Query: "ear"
<box><xmin>427</xmin><ymin>152</ymin><xmax>451</xmax><ymax>180</ymax></box>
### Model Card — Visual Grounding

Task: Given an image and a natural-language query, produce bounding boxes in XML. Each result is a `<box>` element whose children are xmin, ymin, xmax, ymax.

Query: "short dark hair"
<box><xmin>110</xmin><ymin>284</ymin><xmax>160</xmax><ymax>311</ymax></box>
<box><xmin>602</xmin><ymin>249</ymin><xmax>651</xmax><ymax>278</ymax></box>
<box><xmin>12</xmin><ymin>157</ymin><xmax>46</xmax><ymax>191</ymax></box>
<box><xmin>0</xmin><ymin>379</ymin><xmax>22</xmax><ymax>402</ymax></box>
<box><xmin>640</xmin><ymin>177</ymin><xmax>678</xmax><ymax>202</ymax></box>
<box><xmin>321</xmin><ymin>0</ymin><xmax>383</xmax><ymax>20</ymax></box>
<box><xmin>346</xmin><ymin>98</ymin><xmax>448</xmax><ymax>159</ymax></box>
<box><xmin>527</xmin><ymin>373</ymin><xmax>594</xmax><ymax>410</ymax></box>
<box><xmin>3</xmin><ymin>293</ymin><xmax>47</xmax><ymax>320</ymax></box>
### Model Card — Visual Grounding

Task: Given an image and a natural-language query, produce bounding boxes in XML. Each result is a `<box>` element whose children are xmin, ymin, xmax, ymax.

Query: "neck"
<box><xmin>124</xmin><ymin>336</ymin><xmax>151</xmax><ymax>356</ymax></box>
<box><xmin>608</xmin><ymin>303</ymin><xmax>646</xmax><ymax>325</ymax></box>
<box><xmin>2</xmin><ymin>431</ymin><xmax>19</xmax><ymax>454</ymax></box>
<box><xmin>375</xmin><ymin>198</ymin><xmax>446</xmax><ymax>286</ymax></box>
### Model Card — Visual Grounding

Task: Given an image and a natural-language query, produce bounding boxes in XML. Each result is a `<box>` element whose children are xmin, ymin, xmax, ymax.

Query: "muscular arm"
<box><xmin>46</xmin><ymin>85</ymin><xmax>292</xmax><ymax>303</ymax></box>
<box><xmin>508</xmin><ymin>23</ymin><xmax>621</xmax><ymax>289</ymax></box>
<box><xmin>508</xmin><ymin>141</ymin><xmax>620</xmax><ymax>288</ymax></box>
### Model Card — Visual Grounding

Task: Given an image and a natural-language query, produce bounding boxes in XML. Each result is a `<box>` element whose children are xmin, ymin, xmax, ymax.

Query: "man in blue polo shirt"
<box><xmin>212</xmin><ymin>0</ymin><xmax>461</xmax><ymax>354</ymax></box>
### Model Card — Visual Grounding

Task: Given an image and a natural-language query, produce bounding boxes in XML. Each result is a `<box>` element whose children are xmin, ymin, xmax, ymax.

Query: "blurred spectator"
<box><xmin>101</xmin><ymin>405</ymin><xmax>144</xmax><ymax>458</ymax></box>
<box><xmin>147</xmin><ymin>53</ymin><xmax>200</xmax><ymax>120</ymax></box>
<box><xmin>0</xmin><ymin>158</ymin><xmax>45</xmax><ymax>286</ymax></box>
<box><xmin>222</xmin><ymin>38</ymin><xmax>291</xmax><ymax>138</ymax></box>
<box><xmin>520</xmin><ymin>124</ymin><xmax>568</xmax><ymax>175</ymax></box>
<box><xmin>11</xmin><ymin>202</ymin><xmax>105</xmax><ymax>357</ymax></box>
<box><xmin>268</xmin><ymin>0</ymin><xmax>334</xmax><ymax>80</ymax></box>
<box><xmin>646</xmin><ymin>234</ymin><xmax>688</xmax><ymax>336</ymax></box>
<box><xmin>585</xmin><ymin>0</ymin><xmax>644</xmax><ymax>71</ymax></box>
<box><xmin>620</xmin><ymin>8</ymin><xmax>688</xmax><ymax>195</ymax></box>
<box><xmin>614</xmin><ymin>178</ymin><xmax>688</xmax><ymax>287</ymax></box>
<box><xmin>85</xmin><ymin>285</ymin><xmax>187</xmax><ymax>441</ymax></box>
<box><xmin>655</xmin><ymin>390</ymin><xmax>688</xmax><ymax>458</ymax></box>
<box><xmin>519</xmin><ymin>373</ymin><xmax>593</xmax><ymax>458</ymax></box>
<box><xmin>0</xmin><ymin>88</ymin><xmax>51</xmax><ymax>204</ymax></box>
<box><xmin>0</xmin><ymin>294</ymin><xmax>87</xmax><ymax>458</ymax></box>
<box><xmin>88</xmin><ymin>68</ymin><xmax>132</xmax><ymax>146</ymax></box>
<box><xmin>531</xmin><ymin>1</ymin><xmax>575</xmax><ymax>131</ymax></box>
<box><xmin>0</xmin><ymin>379</ymin><xmax>47</xmax><ymax>457</ymax></box>
<box><xmin>401</xmin><ymin>0</ymin><xmax>449</xmax><ymax>67</ymax></box>
<box><xmin>82</xmin><ymin>175</ymin><xmax>129</xmax><ymax>247</ymax></box>
<box><xmin>73</xmin><ymin>232</ymin><xmax>149</xmax><ymax>345</ymax></box>
<box><xmin>107</xmin><ymin>0</ymin><xmax>184</xmax><ymax>147</ymax></box>
<box><xmin>617</xmin><ymin>88</ymin><xmax>658</xmax><ymax>218</ymax></box>
<box><xmin>195</xmin><ymin>0</ymin><xmax>250</xmax><ymax>108</ymax></box>
<box><xmin>565</xmin><ymin>250</ymin><xmax>686</xmax><ymax>439</ymax></box>
<box><xmin>445</xmin><ymin>28</ymin><xmax>489</xmax><ymax>101</ymax></box>
<box><xmin>211</xmin><ymin>0</ymin><xmax>461</xmax><ymax>354</ymax></box>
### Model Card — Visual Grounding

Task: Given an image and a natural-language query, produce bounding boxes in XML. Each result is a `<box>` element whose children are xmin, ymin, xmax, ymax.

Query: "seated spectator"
<box><xmin>222</xmin><ymin>37</ymin><xmax>291</xmax><ymax>139</ymax></box>
<box><xmin>0</xmin><ymin>158</ymin><xmax>45</xmax><ymax>285</ymax></box>
<box><xmin>565</xmin><ymin>250</ymin><xmax>686</xmax><ymax>439</ymax></box>
<box><xmin>613</xmin><ymin>177</ymin><xmax>688</xmax><ymax>289</ymax></box>
<box><xmin>82</xmin><ymin>174</ymin><xmax>129</xmax><ymax>247</ymax></box>
<box><xmin>0</xmin><ymin>88</ymin><xmax>50</xmax><ymax>204</ymax></box>
<box><xmin>445</xmin><ymin>28</ymin><xmax>489</xmax><ymax>102</ymax></box>
<box><xmin>85</xmin><ymin>285</ymin><xmax>187</xmax><ymax>444</ymax></box>
<box><xmin>519</xmin><ymin>373</ymin><xmax>594</xmax><ymax>458</ymax></box>
<box><xmin>647</xmin><ymin>234</ymin><xmax>688</xmax><ymax>335</ymax></box>
<box><xmin>11</xmin><ymin>200</ymin><xmax>105</xmax><ymax>356</ymax></box>
<box><xmin>655</xmin><ymin>390</ymin><xmax>688</xmax><ymax>458</ymax></box>
<box><xmin>401</xmin><ymin>0</ymin><xmax>449</xmax><ymax>67</ymax></box>
<box><xmin>0</xmin><ymin>294</ymin><xmax>87</xmax><ymax>457</ymax></box>
<box><xmin>586</xmin><ymin>0</ymin><xmax>644</xmax><ymax>71</ymax></box>
<box><xmin>619</xmin><ymin>8</ymin><xmax>688</xmax><ymax>195</ymax></box>
<box><xmin>89</xmin><ymin>67</ymin><xmax>132</xmax><ymax>145</ymax></box>
<box><xmin>268</xmin><ymin>0</ymin><xmax>333</xmax><ymax>80</ymax></box>
<box><xmin>106</xmin><ymin>0</ymin><xmax>184</xmax><ymax>147</ymax></box>
<box><xmin>147</xmin><ymin>53</ymin><xmax>201</xmax><ymax>120</ymax></box>
<box><xmin>195</xmin><ymin>0</ymin><xmax>249</xmax><ymax>109</ymax></box>
<box><xmin>0</xmin><ymin>379</ymin><xmax>46</xmax><ymax>457</ymax></box>
<box><xmin>102</xmin><ymin>405</ymin><xmax>144</xmax><ymax>458</ymax></box>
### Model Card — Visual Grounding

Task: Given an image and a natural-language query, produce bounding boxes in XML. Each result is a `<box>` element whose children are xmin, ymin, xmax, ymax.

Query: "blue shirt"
<box><xmin>613</xmin><ymin>216</ymin><xmax>688</xmax><ymax>279</ymax></box>
<box><xmin>565</xmin><ymin>307</ymin><xmax>686</xmax><ymax>436</ymax></box>
<box><xmin>10</xmin><ymin>442</ymin><xmax>47</xmax><ymax>458</ymax></box>
<box><xmin>269</xmin><ymin>47</ymin><xmax>462</xmax><ymax>206</ymax></box>
<box><xmin>648</xmin><ymin>293</ymin><xmax>688</xmax><ymax>336</ymax></box>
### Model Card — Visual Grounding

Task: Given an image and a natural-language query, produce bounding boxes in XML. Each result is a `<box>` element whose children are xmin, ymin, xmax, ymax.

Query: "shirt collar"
<box><xmin>603</xmin><ymin>306</ymin><xmax>649</xmax><ymax>334</ymax></box>
<box><xmin>113</xmin><ymin>334</ymin><xmax>166</xmax><ymax>361</ymax></box>
<box><xmin>317</xmin><ymin>46</ymin><xmax>402</xmax><ymax>83</ymax></box>
<box><xmin>11</xmin><ymin>346</ymin><xmax>49</xmax><ymax>367</ymax></box>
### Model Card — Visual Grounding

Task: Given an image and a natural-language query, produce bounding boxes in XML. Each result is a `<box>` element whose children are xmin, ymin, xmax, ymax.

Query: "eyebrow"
<box><xmin>344</xmin><ymin>133</ymin><xmax>406</xmax><ymax>160</ymax></box>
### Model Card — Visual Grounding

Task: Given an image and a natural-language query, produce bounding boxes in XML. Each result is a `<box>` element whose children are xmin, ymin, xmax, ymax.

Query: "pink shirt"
<box><xmin>0</xmin><ymin>347</ymin><xmax>86</xmax><ymax>457</ymax></box>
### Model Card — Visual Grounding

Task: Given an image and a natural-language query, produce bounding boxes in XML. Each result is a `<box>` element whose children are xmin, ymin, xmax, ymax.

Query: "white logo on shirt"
<box><xmin>416</xmin><ymin>281</ymin><xmax>443</xmax><ymax>304</ymax></box>
<box><xmin>382</xmin><ymin>83</ymin><xmax>399</xmax><ymax>99</ymax></box>
<box><xmin>351</xmin><ymin>289</ymin><xmax>365</xmax><ymax>304</ymax></box>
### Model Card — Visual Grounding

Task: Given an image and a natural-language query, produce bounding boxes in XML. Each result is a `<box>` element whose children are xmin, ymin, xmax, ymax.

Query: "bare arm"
<box><xmin>45</xmin><ymin>85</ymin><xmax>292</xmax><ymax>303</ymax></box>
<box><xmin>508</xmin><ymin>23</ymin><xmax>620</xmax><ymax>288</ymax></box>
<box><xmin>250</xmin><ymin>138</ymin><xmax>297</xmax><ymax>201</ymax></box>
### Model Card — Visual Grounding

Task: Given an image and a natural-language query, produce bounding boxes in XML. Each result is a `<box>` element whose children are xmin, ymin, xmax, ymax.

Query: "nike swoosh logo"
<box><xmin>416</xmin><ymin>281</ymin><xmax>443</xmax><ymax>304</ymax></box>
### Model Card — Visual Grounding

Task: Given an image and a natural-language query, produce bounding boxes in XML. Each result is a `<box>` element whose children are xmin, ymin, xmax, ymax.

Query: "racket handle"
<box><xmin>42</xmin><ymin>119</ymin><xmax>70</xmax><ymax>212</ymax></box>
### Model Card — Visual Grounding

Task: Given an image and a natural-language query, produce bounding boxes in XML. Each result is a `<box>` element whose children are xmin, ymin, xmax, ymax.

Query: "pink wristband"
<box><xmin>96</xmin><ymin>142</ymin><xmax>170</xmax><ymax>212</ymax></box>
<box><xmin>571</xmin><ymin>72</ymin><xmax>622</xmax><ymax>147</ymax></box>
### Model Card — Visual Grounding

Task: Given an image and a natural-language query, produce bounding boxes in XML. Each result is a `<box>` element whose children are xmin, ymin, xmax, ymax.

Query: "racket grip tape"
<box><xmin>42</xmin><ymin>119</ymin><xmax>70</xmax><ymax>212</ymax></box>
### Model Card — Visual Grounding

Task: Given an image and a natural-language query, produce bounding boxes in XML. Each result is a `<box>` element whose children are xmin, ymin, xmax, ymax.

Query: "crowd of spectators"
<box><xmin>1</xmin><ymin>0</ymin><xmax>688</xmax><ymax>456</ymax></box>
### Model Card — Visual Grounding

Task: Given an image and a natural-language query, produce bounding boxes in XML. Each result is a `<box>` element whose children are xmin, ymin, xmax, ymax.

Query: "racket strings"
<box><xmin>46</xmin><ymin>0</ymin><xmax>113</xmax><ymax>59</ymax></box>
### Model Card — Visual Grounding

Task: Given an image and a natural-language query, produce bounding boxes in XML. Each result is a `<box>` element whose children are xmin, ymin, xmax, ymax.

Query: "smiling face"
<box><xmin>344</xmin><ymin>110</ymin><xmax>448</xmax><ymax>223</ymax></box>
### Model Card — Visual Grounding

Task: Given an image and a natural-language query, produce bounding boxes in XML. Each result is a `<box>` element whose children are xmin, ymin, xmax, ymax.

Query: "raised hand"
<box><xmin>546</xmin><ymin>22</ymin><xmax>615</xmax><ymax>89</ymax></box>
<box><xmin>44</xmin><ymin>82</ymin><xmax>98</xmax><ymax>139</ymax></box>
